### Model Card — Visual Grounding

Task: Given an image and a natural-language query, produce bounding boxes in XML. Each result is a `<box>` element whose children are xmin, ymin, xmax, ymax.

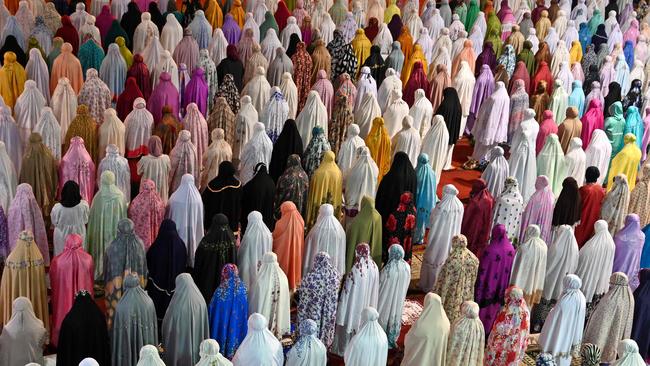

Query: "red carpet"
<box><xmin>437</xmin><ymin>137</ymin><xmax>480</xmax><ymax>201</ymax></box>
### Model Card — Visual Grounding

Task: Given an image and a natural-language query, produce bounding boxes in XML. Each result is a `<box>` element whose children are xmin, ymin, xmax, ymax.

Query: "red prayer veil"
<box><xmin>532</xmin><ymin>61</ymin><xmax>554</xmax><ymax>94</ymax></box>
<box><xmin>274</xmin><ymin>0</ymin><xmax>291</xmax><ymax>31</ymax></box>
<box><xmin>116</xmin><ymin>77</ymin><xmax>144</xmax><ymax>121</ymax></box>
<box><xmin>55</xmin><ymin>16</ymin><xmax>80</xmax><ymax>54</ymax></box>
<box><xmin>403</xmin><ymin>61</ymin><xmax>430</xmax><ymax>106</ymax></box>
<box><xmin>127</xmin><ymin>54</ymin><xmax>152</xmax><ymax>100</ymax></box>
<box><xmin>461</xmin><ymin>179</ymin><xmax>495</xmax><ymax>258</ymax></box>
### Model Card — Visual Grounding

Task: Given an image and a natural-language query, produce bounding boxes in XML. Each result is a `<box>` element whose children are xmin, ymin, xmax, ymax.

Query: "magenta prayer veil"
<box><xmin>183</xmin><ymin>67</ymin><xmax>209</xmax><ymax>116</ymax></box>
<box><xmin>148</xmin><ymin>72</ymin><xmax>180</xmax><ymax>122</ymax></box>
<box><xmin>58</xmin><ymin>136</ymin><xmax>97</xmax><ymax>204</ymax></box>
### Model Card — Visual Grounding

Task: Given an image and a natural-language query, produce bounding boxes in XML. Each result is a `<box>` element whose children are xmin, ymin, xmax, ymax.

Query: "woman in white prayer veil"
<box><xmin>239</xmin><ymin>122</ymin><xmax>273</xmax><ymax>185</ymax></box>
<box><xmin>383</xmin><ymin>89</ymin><xmax>409</xmax><ymax>137</ymax></box>
<box><xmin>354</xmin><ymin>91</ymin><xmax>382</xmax><ymax>138</ymax></box>
<box><xmin>79</xmin><ymin>358</ymin><xmax>101</xmax><ymax>366</ymax></box>
<box><xmin>565</xmin><ymin>137</ymin><xmax>586</xmax><ymax>185</ymax></box>
<box><xmin>601</xmin><ymin>174</ymin><xmax>630</xmax><ymax>235</ymax></box>
<box><xmin>0</xmin><ymin>107</ymin><xmax>23</xmax><ymax>171</ymax></box>
<box><xmin>510</xmin><ymin>224</ymin><xmax>547</xmax><ymax>308</ymax></box>
<box><xmin>238</xmin><ymin>211</ymin><xmax>273</xmax><ymax>289</ymax></box>
<box><xmin>526</xmin><ymin>29</ymin><xmax>540</xmax><ymax>53</ymax></box>
<box><xmin>0</xmin><ymin>297</ymin><xmax>46</xmax><ymax>366</ymax></box>
<box><xmin>446</xmin><ymin>301</ymin><xmax>485</xmax><ymax>366</ymax></box>
<box><xmin>508</xmin><ymin>108</ymin><xmax>539</xmax><ymax>202</ymax></box>
<box><xmin>377</xmin><ymin>244</ymin><xmax>410</xmax><ymax>348</ymax></box>
<box><xmin>243</xmin><ymin>66</ymin><xmax>272</xmax><ymax>114</ymax></box>
<box><xmin>98</xmin><ymin>144</ymin><xmax>131</xmax><ymax>202</ymax></box>
<box><xmin>296</xmin><ymin>91</ymin><xmax>328</xmax><ymax>147</ymax></box>
<box><xmin>200</xmin><ymin>129</ymin><xmax>232</xmax><ymax>190</ymax></box>
<box><xmin>124</xmin><ymin>97</ymin><xmax>154</xmax><ymax>158</ymax></box>
<box><xmin>209</xmin><ymin>28</ymin><xmax>228</xmax><ymax>66</ymax></box>
<box><xmin>471</xmin><ymin>81</ymin><xmax>510</xmax><ymax>162</ymax></box>
<box><xmin>343</xmin><ymin>307</ymin><xmax>387</xmax><ymax>366</ymax></box>
<box><xmin>0</xmin><ymin>141</ymin><xmax>17</xmax><ymax>211</ymax></box>
<box><xmin>551</xmin><ymin>42</ymin><xmax>570</xmax><ymax>76</ymax></box>
<box><xmin>51</xmin><ymin>77</ymin><xmax>78</xmax><ymax>139</ymax></box>
<box><xmin>143</xmin><ymin>35</ymin><xmax>164</xmax><ymax>73</ymax></box>
<box><xmin>391</xmin><ymin>115</ymin><xmax>420</xmax><ymax>167</ymax></box>
<box><xmin>133</xmin><ymin>12</ymin><xmax>159</xmax><ymax>55</ymax></box>
<box><xmin>233</xmin><ymin>96</ymin><xmax>258</xmax><ymax>162</ymax></box>
<box><xmin>232</xmin><ymin>313</ymin><xmax>284</xmax><ymax>366</ymax></box>
<box><xmin>279</xmin><ymin>72</ymin><xmax>298</xmax><ymax>119</ymax></box>
<box><xmin>195</xmin><ymin>339</ymin><xmax>232</xmax><ymax>366</ymax></box>
<box><xmin>14</xmin><ymin>80</ymin><xmax>46</xmax><ymax>149</ymax></box>
<box><xmin>372</xmin><ymin>23</ymin><xmax>393</xmax><ymax>59</ymax></box>
<box><xmin>492</xmin><ymin>177</ymin><xmax>524</xmax><ymax>240</ymax></box>
<box><xmin>332</xmin><ymin>243</ymin><xmax>379</xmax><ymax>355</ymax></box>
<box><xmin>182</xmin><ymin>104</ymin><xmax>208</xmax><ymax>171</ymax></box>
<box><xmin>161</xmin><ymin>14</ymin><xmax>183</xmax><ymax>52</ymax></box>
<box><xmin>418</xmin><ymin>184</ymin><xmax>464</xmax><ymax>291</ymax></box>
<box><xmin>286</xmin><ymin>319</ymin><xmax>327</xmax><ymax>366</ymax></box>
<box><xmin>453</xmin><ymin>61</ymin><xmax>476</xmax><ymax>134</ymax></box>
<box><xmin>248</xmin><ymin>252</ymin><xmax>291</xmax><ymax>339</ymax></box>
<box><xmin>78</xmin><ymin>16</ymin><xmax>101</xmax><ymax>45</ymax></box>
<box><xmin>575</xmin><ymin>220</ymin><xmax>615</xmax><ymax>308</ymax></box>
<box><xmin>34</xmin><ymin>107</ymin><xmax>61</xmax><ymax>160</ymax></box>
<box><xmin>167</xmin><ymin>174</ymin><xmax>204</xmax><ymax>266</ymax></box>
<box><xmin>280</xmin><ymin>16</ymin><xmax>301</xmax><ymax>49</ymax></box>
<box><xmin>98</xmin><ymin>108</ymin><xmax>125</xmax><ymax>161</ymax></box>
<box><xmin>538</xmin><ymin>274</ymin><xmax>586</xmax><ymax>366</ymax></box>
<box><xmin>537</xmin><ymin>134</ymin><xmax>568</xmax><ymax>196</ymax></box>
<box><xmin>25</xmin><ymin>49</ymin><xmax>50</xmax><ymax>103</ymax></box>
<box><xmin>545</xmin><ymin>27</ymin><xmax>560</xmax><ymax>53</ymax></box>
<box><xmin>402</xmin><ymin>292</ymin><xmax>450</xmax><ymax>365</ymax></box>
<box><xmin>338</xmin><ymin>126</ymin><xmax>366</xmax><ymax>172</ymax></box>
<box><xmin>138</xmin><ymin>136</ymin><xmax>171</xmax><ymax>203</ymax></box>
<box><xmin>161</xmin><ymin>273</ymin><xmax>209</xmax><ymax>365</ymax></box>
<box><xmin>481</xmin><ymin>146</ymin><xmax>509</xmax><ymax>198</ymax></box>
<box><xmin>303</xmin><ymin>203</ymin><xmax>346</xmax><ymax>274</ymax></box>
<box><xmin>420</xmin><ymin>114</ymin><xmax>449</xmax><ymax>181</ymax></box>
<box><xmin>468</xmin><ymin>26</ymin><xmax>484</xmax><ymax>55</ymax></box>
<box><xmin>355</xmin><ymin>67</ymin><xmax>378</xmax><ymax>108</ymax></box>
<box><xmin>243</xmin><ymin>13</ymin><xmax>260</xmax><ymax>42</ymax></box>
<box><xmin>377</xmin><ymin>68</ymin><xmax>402</xmax><ymax>112</ymax></box>
<box><xmin>611</xmin><ymin>339</ymin><xmax>646</xmax><ymax>366</ymax></box>
<box><xmin>430</xmin><ymin>47</ymin><xmax>452</xmax><ymax>77</ymax></box>
<box><xmin>532</xmin><ymin>225</ymin><xmax>579</xmax><ymax>332</ymax></box>
<box><xmin>343</xmin><ymin>145</ymin><xmax>377</xmax><ymax>213</ymax></box>
<box><xmin>136</xmin><ymin>345</ymin><xmax>165</xmax><ymax>366</ymax></box>
<box><xmin>319</xmin><ymin>13</ymin><xmax>336</xmax><ymax>44</ymax></box>
<box><xmin>409</xmin><ymin>89</ymin><xmax>434</xmax><ymax>137</ymax></box>
<box><xmin>153</xmin><ymin>51</ymin><xmax>180</xmax><ymax>91</ymax></box>
<box><xmin>253</xmin><ymin>0</ymin><xmax>268</xmax><ymax>24</ymax></box>
<box><xmin>261</xmin><ymin>29</ymin><xmax>283</xmax><ymax>64</ymax></box>
<box><xmin>585</xmin><ymin>130</ymin><xmax>612</xmax><ymax>185</ymax></box>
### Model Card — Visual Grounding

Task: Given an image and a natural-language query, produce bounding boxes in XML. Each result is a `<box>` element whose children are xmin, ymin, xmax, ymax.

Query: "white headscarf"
<box><xmin>133</xmin><ymin>12</ymin><xmax>160</xmax><ymax>54</ymax></box>
<box><xmin>564</xmin><ymin>137</ymin><xmax>586</xmax><ymax>185</ymax></box>
<box><xmin>232</xmin><ymin>313</ymin><xmax>284</xmax><ymax>366</ymax></box>
<box><xmin>585</xmin><ymin>130</ymin><xmax>612</xmax><ymax>185</ymax></box>
<box><xmin>354</xmin><ymin>67</ymin><xmax>378</xmax><ymax>112</ymax></box>
<box><xmin>303</xmin><ymin>204</ymin><xmax>346</xmax><ymax>275</ymax></box>
<box><xmin>471</xmin><ymin>81</ymin><xmax>510</xmax><ymax>160</ymax></box>
<box><xmin>420</xmin><ymin>115</ymin><xmax>450</xmax><ymax>181</ymax></box>
<box><xmin>343</xmin><ymin>145</ymin><xmax>377</xmax><ymax>211</ymax></box>
<box><xmin>445</xmin><ymin>301</ymin><xmax>485</xmax><ymax>366</ymax></box>
<box><xmin>51</xmin><ymin>77</ymin><xmax>78</xmax><ymax>140</ymax></box>
<box><xmin>279</xmin><ymin>72</ymin><xmax>298</xmax><ymax>119</ymax></box>
<box><xmin>34</xmin><ymin>106</ymin><xmax>61</xmax><ymax>160</ymax></box>
<box><xmin>391</xmin><ymin>115</ymin><xmax>420</xmax><ymax>167</ymax></box>
<box><xmin>491</xmin><ymin>176</ymin><xmax>524</xmax><ymax>240</ymax></box>
<box><xmin>575</xmin><ymin>220</ymin><xmax>615</xmax><ymax>303</ymax></box>
<box><xmin>238</xmin><ymin>211</ymin><xmax>273</xmax><ymax>290</ymax></box>
<box><xmin>611</xmin><ymin>339</ymin><xmax>647</xmax><ymax>366</ymax></box>
<box><xmin>377</xmin><ymin>68</ymin><xmax>402</xmax><ymax>113</ymax></box>
<box><xmin>0</xmin><ymin>141</ymin><xmax>17</xmax><ymax>211</ymax></box>
<box><xmin>24</xmin><ymin>49</ymin><xmax>50</xmax><ymax>103</ymax></box>
<box><xmin>239</xmin><ymin>122</ymin><xmax>273</xmax><ymax>185</ymax></box>
<box><xmin>409</xmin><ymin>89</ymin><xmax>433</xmax><ymax>137</ymax></box>
<box><xmin>601</xmin><ymin>174</ymin><xmax>630</xmax><ymax>235</ymax></box>
<box><xmin>98</xmin><ymin>108</ymin><xmax>126</xmax><ymax>161</ymax></box>
<box><xmin>14</xmin><ymin>80</ymin><xmax>46</xmax><ymax>149</ymax></box>
<box><xmin>280</xmin><ymin>16</ymin><xmax>301</xmax><ymax>49</ymax></box>
<box><xmin>243</xmin><ymin>13</ymin><xmax>260</xmax><ymax>42</ymax></box>
<box><xmin>508</xmin><ymin>109</ymin><xmax>539</xmax><ymax>201</ymax></box>
<box><xmin>383</xmin><ymin>89</ymin><xmax>409</xmax><ymax>138</ymax></box>
<box><xmin>373</xmin><ymin>23</ymin><xmax>393</xmax><ymax>58</ymax></box>
<box><xmin>510</xmin><ymin>225</ymin><xmax>547</xmax><ymax>306</ymax></box>
<box><xmin>261</xmin><ymin>29</ymin><xmax>283</xmax><ymax>64</ymax></box>
<box><xmin>377</xmin><ymin>244</ymin><xmax>411</xmax><ymax>347</ymax></box>
<box><xmin>453</xmin><ymin>61</ymin><xmax>476</xmax><ymax>120</ymax></box>
<box><xmin>418</xmin><ymin>184</ymin><xmax>463</xmax><ymax>291</ymax></box>
<box><xmin>296</xmin><ymin>91</ymin><xmax>328</xmax><ymax>147</ymax></box>
<box><xmin>160</xmin><ymin>14</ymin><xmax>183</xmax><ymax>52</ymax></box>
<box><xmin>337</xmin><ymin>124</ymin><xmax>366</xmax><ymax>172</ymax></box>
<box><xmin>248</xmin><ymin>253</ymin><xmax>291</xmax><ymax>339</ymax></box>
<box><xmin>537</xmin><ymin>134</ymin><xmax>568</xmax><ymax>196</ymax></box>
<box><xmin>124</xmin><ymin>98</ymin><xmax>154</xmax><ymax>153</ymax></box>
<box><xmin>79</xmin><ymin>358</ymin><xmax>101</xmax><ymax>366</ymax></box>
<box><xmin>542</xmin><ymin>225</ymin><xmax>579</xmax><ymax>301</ymax></box>
<box><xmin>244</xmin><ymin>66</ymin><xmax>272</xmax><ymax>114</ymax></box>
<box><xmin>0</xmin><ymin>107</ymin><xmax>21</xmax><ymax>171</ymax></box>
<box><xmin>143</xmin><ymin>36</ymin><xmax>164</xmax><ymax>73</ymax></box>
<box><xmin>354</xmin><ymin>92</ymin><xmax>382</xmax><ymax>138</ymax></box>
<box><xmin>343</xmin><ymin>307</ymin><xmax>388</xmax><ymax>366</ymax></box>
<box><xmin>136</xmin><ymin>345</ymin><xmax>165</xmax><ymax>366</ymax></box>
<box><xmin>97</xmin><ymin>144</ymin><xmax>131</xmax><ymax>202</ymax></box>
<box><xmin>234</xmin><ymin>95</ymin><xmax>259</xmax><ymax>160</ymax></box>
<box><xmin>401</xmin><ymin>293</ymin><xmax>450</xmax><ymax>365</ymax></box>
<box><xmin>209</xmin><ymin>28</ymin><xmax>228</xmax><ymax>66</ymax></box>
<box><xmin>286</xmin><ymin>319</ymin><xmax>327</xmax><ymax>366</ymax></box>
<box><xmin>261</xmin><ymin>87</ymin><xmax>289</xmax><ymax>140</ymax></box>
<box><xmin>0</xmin><ymin>297</ymin><xmax>46</xmax><ymax>366</ymax></box>
<box><xmin>481</xmin><ymin>146</ymin><xmax>509</xmax><ymax>198</ymax></box>
<box><xmin>166</xmin><ymin>174</ymin><xmax>205</xmax><ymax>267</ymax></box>
<box><xmin>539</xmin><ymin>274</ymin><xmax>586</xmax><ymax>365</ymax></box>
<box><xmin>153</xmin><ymin>51</ymin><xmax>180</xmax><ymax>91</ymax></box>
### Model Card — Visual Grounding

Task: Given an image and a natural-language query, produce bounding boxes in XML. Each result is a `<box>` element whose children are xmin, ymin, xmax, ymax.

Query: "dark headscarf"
<box><xmin>591</xmin><ymin>24</ymin><xmax>608</xmax><ymax>52</ymax></box>
<box><xmin>104</xmin><ymin>20</ymin><xmax>130</xmax><ymax>50</ymax></box>
<box><xmin>461</xmin><ymin>179</ymin><xmax>495</xmax><ymax>257</ymax></box>
<box><xmin>216</xmin><ymin>45</ymin><xmax>244</xmax><ymax>92</ymax></box>
<box><xmin>55</xmin><ymin>16</ymin><xmax>80</xmax><ymax>54</ymax></box>
<box><xmin>0</xmin><ymin>36</ymin><xmax>27</xmax><ymax>66</ymax></box>
<box><xmin>274</xmin><ymin>154</ymin><xmax>309</xmax><ymax>218</ymax></box>
<box><xmin>604</xmin><ymin>82</ymin><xmax>622</xmax><ymax>118</ymax></box>
<box><xmin>57</xmin><ymin>291</ymin><xmax>110</xmax><ymax>366</ymax></box>
<box><xmin>328</xmin><ymin>30</ymin><xmax>357</xmax><ymax>81</ymax></box>
<box><xmin>624</xmin><ymin>79</ymin><xmax>644</xmax><ymax>110</ymax></box>
<box><xmin>286</xmin><ymin>33</ymin><xmax>301</xmax><ymax>58</ymax></box>
<box><xmin>436</xmin><ymin>87</ymin><xmax>463</xmax><ymax>145</ymax></box>
<box><xmin>632</xmin><ymin>268</ymin><xmax>650</xmax><ymax>359</ymax></box>
<box><xmin>552</xmin><ymin>177</ymin><xmax>582</xmax><ymax>226</ymax></box>
<box><xmin>364</xmin><ymin>17</ymin><xmax>380</xmax><ymax>42</ymax></box>
<box><xmin>387</xmin><ymin>14</ymin><xmax>403</xmax><ymax>40</ymax></box>
<box><xmin>192</xmin><ymin>213</ymin><xmax>237</xmax><ymax>302</ymax></box>
<box><xmin>583</xmin><ymin>65</ymin><xmax>600</xmax><ymax>95</ymax></box>
<box><xmin>269</xmin><ymin>119</ymin><xmax>303</xmax><ymax>181</ymax></box>
<box><xmin>148</xmin><ymin>2</ymin><xmax>165</xmax><ymax>32</ymax></box>
<box><xmin>116</xmin><ymin>77</ymin><xmax>144</xmax><ymax>121</ymax></box>
<box><xmin>60</xmin><ymin>180</ymin><xmax>82</xmax><ymax>208</ymax></box>
<box><xmin>120</xmin><ymin>2</ymin><xmax>142</xmax><ymax>44</ymax></box>
<box><xmin>375</xmin><ymin>151</ymin><xmax>417</xmax><ymax>257</ymax></box>
<box><xmin>241</xmin><ymin>163</ymin><xmax>276</xmax><ymax>231</ymax></box>
<box><xmin>362</xmin><ymin>45</ymin><xmax>385</xmax><ymax>84</ymax></box>
<box><xmin>202</xmin><ymin>161</ymin><xmax>242</xmax><ymax>232</ymax></box>
<box><xmin>585</xmin><ymin>166</ymin><xmax>600</xmax><ymax>184</ymax></box>
<box><xmin>127</xmin><ymin>54</ymin><xmax>152</xmax><ymax>100</ymax></box>
<box><xmin>145</xmin><ymin>219</ymin><xmax>187</xmax><ymax>320</ymax></box>
<box><xmin>475</xmin><ymin>42</ymin><xmax>496</xmax><ymax>76</ymax></box>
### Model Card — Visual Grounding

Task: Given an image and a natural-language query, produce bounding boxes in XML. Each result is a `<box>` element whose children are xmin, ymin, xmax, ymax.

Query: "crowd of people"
<box><xmin>0</xmin><ymin>0</ymin><xmax>650</xmax><ymax>363</ymax></box>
